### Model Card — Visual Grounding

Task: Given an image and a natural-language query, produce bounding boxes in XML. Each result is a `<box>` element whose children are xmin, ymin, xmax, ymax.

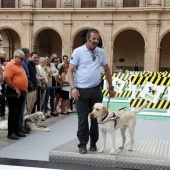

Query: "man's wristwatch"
<box><xmin>108</xmin><ymin>86</ymin><xmax>114</xmax><ymax>90</ymax></box>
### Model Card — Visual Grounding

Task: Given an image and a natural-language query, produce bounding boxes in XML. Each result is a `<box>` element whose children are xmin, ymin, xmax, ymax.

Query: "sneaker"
<box><xmin>79</xmin><ymin>146</ymin><xmax>87</xmax><ymax>154</ymax></box>
<box><xmin>67</xmin><ymin>109</ymin><xmax>73</xmax><ymax>113</ymax></box>
<box><xmin>44</xmin><ymin>112</ymin><xmax>51</xmax><ymax>119</ymax></box>
<box><xmin>90</xmin><ymin>145</ymin><xmax>97</xmax><ymax>151</ymax></box>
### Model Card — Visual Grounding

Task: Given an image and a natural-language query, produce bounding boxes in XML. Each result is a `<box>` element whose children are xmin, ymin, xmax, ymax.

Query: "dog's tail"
<box><xmin>132</xmin><ymin>103</ymin><xmax>148</xmax><ymax>114</ymax></box>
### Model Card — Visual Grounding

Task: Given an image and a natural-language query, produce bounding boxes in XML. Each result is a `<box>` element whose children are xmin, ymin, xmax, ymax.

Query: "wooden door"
<box><xmin>2</xmin><ymin>0</ymin><xmax>15</xmax><ymax>8</ymax></box>
<box><xmin>81</xmin><ymin>0</ymin><xmax>97</xmax><ymax>8</ymax></box>
<box><xmin>123</xmin><ymin>0</ymin><xmax>139</xmax><ymax>7</ymax></box>
<box><xmin>42</xmin><ymin>0</ymin><xmax>56</xmax><ymax>8</ymax></box>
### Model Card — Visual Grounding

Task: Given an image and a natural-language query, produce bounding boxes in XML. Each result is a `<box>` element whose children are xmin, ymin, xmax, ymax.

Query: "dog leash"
<box><xmin>107</xmin><ymin>96</ymin><xmax>111</xmax><ymax>109</ymax></box>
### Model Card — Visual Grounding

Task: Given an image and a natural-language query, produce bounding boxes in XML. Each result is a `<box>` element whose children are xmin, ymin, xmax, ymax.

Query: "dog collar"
<box><xmin>101</xmin><ymin>112</ymin><xmax>108</xmax><ymax>121</ymax></box>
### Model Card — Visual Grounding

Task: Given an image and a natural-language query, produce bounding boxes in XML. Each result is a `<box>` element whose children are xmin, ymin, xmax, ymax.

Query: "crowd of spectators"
<box><xmin>0</xmin><ymin>49</ymin><xmax>72</xmax><ymax>139</ymax></box>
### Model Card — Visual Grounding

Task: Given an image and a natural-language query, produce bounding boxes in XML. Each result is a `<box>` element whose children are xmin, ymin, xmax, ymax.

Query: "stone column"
<box><xmin>62</xmin><ymin>22</ymin><xmax>72</xmax><ymax>59</ymax></box>
<box><xmin>103</xmin><ymin>22</ymin><xmax>114</xmax><ymax>71</ymax></box>
<box><xmin>97</xmin><ymin>0</ymin><xmax>102</xmax><ymax>8</ymax></box>
<box><xmin>145</xmin><ymin>13</ymin><xmax>160</xmax><ymax>71</ymax></box>
<box><xmin>143</xmin><ymin>47</ymin><xmax>147</xmax><ymax>71</ymax></box>
<box><xmin>117</xmin><ymin>0</ymin><xmax>123</xmax><ymax>8</ymax></box>
<box><xmin>74</xmin><ymin>0</ymin><xmax>81</xmax><ymax>8</ymax></box>
<box><xmin>139</xmin><ymin>0</ymin><xmax>145</xmax><ymax>7</ymax></box>
<box><xmin>21</xmin><ymin>0</ymin><xmax>33</xmax><ymax>8</ymax></box>
<box><xmin>149</xmin><ymin>0</ymin><xmax>161</xmax><ymax>7</ymax></box>
<box><xmin>21</xmin><ymin>21</ymin><xmax>33</xmax><ymax>50</ymax></box>
<box><xmin>57</xmin><ymin>0</ymin><xmax>61</xmax><ymax>8</ymax></box>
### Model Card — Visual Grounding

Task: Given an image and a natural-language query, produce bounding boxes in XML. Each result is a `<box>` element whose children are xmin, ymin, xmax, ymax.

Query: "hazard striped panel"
<box><xmin>131</xmin><ymin>76</ymin><xmax>170</xmax><ymax>86</ymax></box>
<box><xmin>130</xmin><ymin>99</ymin><xmax>170</xmax><ymax>109</ymax></box>
<box><xmin>102</xmin><ymin>90</ymin><xmax>132</xmax><ymax>97</ymax></box>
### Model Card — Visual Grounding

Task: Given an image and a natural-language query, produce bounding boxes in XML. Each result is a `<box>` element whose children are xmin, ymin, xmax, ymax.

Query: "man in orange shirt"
<box><xmin>4</xmin><ymin>50</ymin><xmax>28</xmax><ymax>140</ymax></box>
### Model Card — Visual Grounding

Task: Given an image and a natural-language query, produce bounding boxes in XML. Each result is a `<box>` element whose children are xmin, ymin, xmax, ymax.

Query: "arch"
<box><xmin>159</xmin><ymin>29</ymin><xmax>170</xmax><ymax>72</ymax></box>
<box><xmin>32</xmin><ymin>27</ymin><xmax>63</xmax><ymax>57</ymax></box>
<box><xmin>71</xmin><ymin>27</ymin><xmax>104</xmax><ymax>51</ymax></box>
<box><xmin>71</xmin><ymin>26</ymin><xmax>105</xmax><ymax>47</ymax></box>
<box><xmin>112</xmin><ymin>23</ymin><xmax>147</xmax><ymax>47</ymax></box>
<box><xmin>159</xmin><ymin>26</ymin><xmax>170</xmax><ymax>46</ymax></box>
<box><xmin>0</xmin><ymin>26</ymin><xmax>21</xmax><ymax>59</ymax></box>
<box><xmin>113</xmin><ymin>26</ymin><xmax>146</xmax><ymax>72</ymax></box>
<box><xmin>0</xmin><ymin>26</ymin><xmax>22</xmax><ymax>41</ymax></box>
<box><xmin>33</xmin><ymin>27</ymin><xmax>63</xmax><ymax>45</ymax></box>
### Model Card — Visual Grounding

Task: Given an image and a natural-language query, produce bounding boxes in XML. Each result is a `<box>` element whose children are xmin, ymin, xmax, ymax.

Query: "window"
<box><xmin>123</xmin><ymin>0</ymin><xmax>139</xmax><ymax>7</ymax></box>
<box><xmin>81</xmin><ymin>0</ymin><xmax>97</xmax><ymax>8</ymax></box>
<box><xmin>42</xmin><ymin>0</ymin><xmax>56</xmax><ymax>8</ymax></box>
<box><xmin>2</xmin><ymin>0</ymin><xmax>15</xmax><ymax>8</ymax></box>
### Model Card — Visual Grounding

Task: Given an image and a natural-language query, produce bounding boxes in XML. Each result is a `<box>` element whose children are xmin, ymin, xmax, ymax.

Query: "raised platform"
<box><xmin>49</xmin><ymin>137</ymin><xmax>170</xmax><ymax>170</ymax></box>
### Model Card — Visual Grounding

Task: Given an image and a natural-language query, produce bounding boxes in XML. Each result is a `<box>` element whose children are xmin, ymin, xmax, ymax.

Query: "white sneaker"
<box><xmin>67</xmin><ymin>109</ymin><xmax>72</xmax><ymax>113</ymax></box>
<box><xmin>44</xmin><ymin>112</ymin><xmax>51</xmax><ymax>118</ymax></box>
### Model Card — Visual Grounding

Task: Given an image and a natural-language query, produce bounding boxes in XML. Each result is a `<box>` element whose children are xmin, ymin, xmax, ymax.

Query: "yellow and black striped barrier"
<box><xmin>130</xmin><ymin>99</ymin><xmax>170</xmax><ymax>109</ymax></box>
<box><xmin>102</xmin><ymin>89</ymin><xmax>132</xmax><ymax>98</ymax></box>
<box><xmin>102</xmin><ymin>71</ymin><xmax>170</xmax><ymax>110</ymax></box>
<box><xmin>131</xmin><ymin>76</ymin><xmax>170</xmax><ymax>86</ymax></box>
<box><xmin>130</xmin><ymin>75</ymin><xmax>170</xmax><ymax>109</ymax></box>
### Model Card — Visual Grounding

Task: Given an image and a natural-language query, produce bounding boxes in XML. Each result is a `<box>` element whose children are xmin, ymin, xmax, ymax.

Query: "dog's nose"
<box><xmin>90</xmin><ymin>112</ymin><xmax>94</xmax><ymax>117</ymax></box>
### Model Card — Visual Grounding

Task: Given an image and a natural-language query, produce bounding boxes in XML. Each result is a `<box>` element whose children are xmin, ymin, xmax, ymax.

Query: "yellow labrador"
<box><xmin>90</xmin><ymin>103</ymin><xmax>147</xmax><ymax>155</ymax></box>
<box><xmin>24</xmin><ymin>112</ymin><xmax>50</xmax><ymax>132</ymax></box>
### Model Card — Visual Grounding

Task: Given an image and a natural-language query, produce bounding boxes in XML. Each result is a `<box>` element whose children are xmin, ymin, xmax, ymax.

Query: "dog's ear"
<box><xmin>103</xmin><ymin>106</ymin><xmax>108</xmax><ymax>116</ymax></box>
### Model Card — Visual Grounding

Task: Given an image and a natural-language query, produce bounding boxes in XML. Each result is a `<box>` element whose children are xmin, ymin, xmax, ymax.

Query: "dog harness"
<box><xmin>98</xmin><ymin>112</ymin><xmax>119</xmax><ymax>128</ymax></box>
<box><xmin>98</xmin><ymin>107</ymin><xmax>127</xmax><ymax>128</ymax></box>
<box><xmin>24</xmin><ymin>117</ymin><xmax>37</xmax><ymax>129</ymax></box>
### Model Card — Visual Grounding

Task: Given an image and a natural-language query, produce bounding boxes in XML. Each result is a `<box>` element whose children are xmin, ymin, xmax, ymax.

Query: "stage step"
<box><xmin>49</xmin><ymin>137</ymin><xmax>170</xmax><ymax>170</ymax></box>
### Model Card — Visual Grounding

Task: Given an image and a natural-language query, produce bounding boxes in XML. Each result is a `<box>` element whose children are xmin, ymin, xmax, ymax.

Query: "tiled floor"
<box><xmin>0</xmin><ymin>110</ymin><xmax>68</xmax><ymax>150</ymax></box>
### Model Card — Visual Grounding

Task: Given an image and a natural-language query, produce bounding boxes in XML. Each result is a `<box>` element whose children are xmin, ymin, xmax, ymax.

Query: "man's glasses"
<box><xmin>92</xmin><ymin>51</ymin><xmax>96</xmax><ymax>61</ymax></box>
<box><xmin>17</xmin><ymin>56</ymin><xmax>24</xmax><ymax>61</ymax></box>
<box><xmin>54</xmin><ymin>60</ymin><xmax>58</xmax><ymax>63</ymax></box>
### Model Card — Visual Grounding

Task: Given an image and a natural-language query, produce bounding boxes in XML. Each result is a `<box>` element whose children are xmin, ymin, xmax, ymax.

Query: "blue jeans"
<box><xmin>43</xmin><ymin>88</ymin><xmax>55</xmax><ymax>113</ymax></box>
<box><xmin>19</xmin><ymin>96</ymin><xmax>26</xmax><ymax>129</ymax></box>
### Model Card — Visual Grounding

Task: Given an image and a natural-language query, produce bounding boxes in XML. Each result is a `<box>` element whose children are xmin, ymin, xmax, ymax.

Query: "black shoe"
<box><xmin>16</xmin><ymin>132</ymin><xmax>26</xmax><ymax>137</ymax></box>
<box><xmin>24</xmin><ymin>127</ymin><xmax>31</xmax><ymax>131</ymax></box>
<box><xmin>90</xmin><ymin>145</ymin><xmax>97</xmax><ymax>151</ymax></box>
<box><xmin>19</xmin><ymin>128</ymin><xmax>30</xmax><ymax>134</ymax></box>
<box><xmin>7</xmin><ymin>133</ymin><xmax>19</xmax><ymax>140</ymax></box>
<box><xmin>50</xmin><ymin>112</ymin><xmax>59</xmax><ymax>117</ymax></box>
<box><xmin>79</xmin><ymin>146</ymin><xmax>87</xmax><ymax>154</ymax></box>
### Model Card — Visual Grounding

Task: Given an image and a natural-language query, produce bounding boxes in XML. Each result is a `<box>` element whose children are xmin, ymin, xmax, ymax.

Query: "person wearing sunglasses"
<box><xmin>4</xmin><ymin>50</ymin><xmax>28</xmax><ymax>139</ymax></box>
<box><xmin>68</xmin><ymin>28</ymin><xmax>116</xmax><ymax>154</ymax></box>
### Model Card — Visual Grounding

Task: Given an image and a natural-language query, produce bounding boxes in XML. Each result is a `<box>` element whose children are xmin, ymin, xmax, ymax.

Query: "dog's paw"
<box><xmin>110</xmin><ymin>149</ymin><xmax>116</xmax><ymax>155</ymax></box>
<box><xmin>98</xmin><ymin>148</ymin><xmax>104</xmax><ymax>153</ymax></box>
<box><xmin>45</xmin><ymin>128</ymin><xmax>50</xmax><ymax>132</ymax></box>
<box><xmin>118</xmin><ymin>146</ymin><xmax>124</xmax><ymax>149</ymax></box>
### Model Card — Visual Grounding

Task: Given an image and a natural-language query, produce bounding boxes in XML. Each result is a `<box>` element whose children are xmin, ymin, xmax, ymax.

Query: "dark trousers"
<box><xmin>6</xmin><ymin>87</ymin><xmax>25</xmax><ymax>136</ymax></box>
<box><xmin>76</xmin><ymin>85</ymin><xmax>103</xmax><ymax>148</ymax></box>
<box><xmin>0</xmin><ymin>82</ymin><xmax>6</xmax><ymax>116</ymax></box>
